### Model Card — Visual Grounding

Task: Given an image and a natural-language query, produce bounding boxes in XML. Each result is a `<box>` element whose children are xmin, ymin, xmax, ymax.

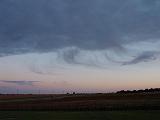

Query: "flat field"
<box><xmin>0</xmin><ymin>93</ymin><xmax>160</xmax><ymax>110</ymax></box>
<box><xmin>0</xmin><ymin>111</ymin><xmax>160</xmax><ymax>120</ymax></box>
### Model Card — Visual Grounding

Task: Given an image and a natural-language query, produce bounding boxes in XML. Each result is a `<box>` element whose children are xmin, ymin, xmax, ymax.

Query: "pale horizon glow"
<box><xmin>0</xmin><ymin>51</ymin><xmax>160</xmax><ymax>93</ymax></box>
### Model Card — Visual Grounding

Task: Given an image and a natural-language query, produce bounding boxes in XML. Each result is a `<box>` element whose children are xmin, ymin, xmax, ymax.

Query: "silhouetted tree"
<box><xmin>117</xmin><ymin>88</ymin><xmax>160</xmax><ymax>94</ymax></box>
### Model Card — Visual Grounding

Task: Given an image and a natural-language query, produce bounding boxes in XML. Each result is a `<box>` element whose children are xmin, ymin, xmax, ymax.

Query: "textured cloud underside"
<box><xmin>0</xmin><ymin>43</ymin><xmax>159</xmax><ymax>75</ymax></box>
<box><xmin>0</xmin><ymin>0</ymin><xmax>160</xmax><ymax>68</ymax></box>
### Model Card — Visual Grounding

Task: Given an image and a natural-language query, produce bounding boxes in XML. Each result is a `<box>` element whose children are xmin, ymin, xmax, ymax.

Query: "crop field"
<box><xmin>0</xmin><ymin>93</ymin><xmax>160</xmax><ymax>111</ymax></box>
<box><xmin>0</xmin><ymin>93</ymin><xmax>160</xmax><ymax>119</ymax></box>
<box><xmin>0</xmin><ymin>111</ymin><xmax>160</xmax><ymax>120</ymax></box>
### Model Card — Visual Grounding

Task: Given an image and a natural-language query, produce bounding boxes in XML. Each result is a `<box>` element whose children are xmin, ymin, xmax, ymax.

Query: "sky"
<box><xmin>0</xmin><ymin>0</ymin><xmax>160</xmax><ymax>94</ymax></box>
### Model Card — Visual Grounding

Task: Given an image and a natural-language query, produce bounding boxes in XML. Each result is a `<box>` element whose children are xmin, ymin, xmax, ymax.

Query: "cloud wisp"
<box><xmin>122</xmin><ymin>51</ymin><xmax>160</xmax><ymax>65</ymax></box>
<box><xmin>0</xmin><ymin>80</ymin><xmax>39</xmax><ymax>86</ymax></box>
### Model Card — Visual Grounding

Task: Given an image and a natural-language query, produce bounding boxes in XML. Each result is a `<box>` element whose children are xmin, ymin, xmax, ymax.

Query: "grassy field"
<box><xmin>0</xmin><ymin>93</ymin><xmax>160</xmax><ymax>110</ymax></box>
<box><xmin>0</xmin><ymin>111</ymin><xmax>160</xmax><ymax>120</ymax></box>
<box><xmin>0</xmin><ymin>94</ymin><xmax>160</xmax><ymax>119</ymax></box>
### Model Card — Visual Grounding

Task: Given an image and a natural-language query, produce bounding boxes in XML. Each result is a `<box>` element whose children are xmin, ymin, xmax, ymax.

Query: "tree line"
<box><xmin>117</xmin><ymin>88</ymin><xmax>160</xmax><ymax>94</ymax></box>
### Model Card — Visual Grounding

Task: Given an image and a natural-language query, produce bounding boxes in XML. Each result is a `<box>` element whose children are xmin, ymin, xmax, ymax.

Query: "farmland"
<box><xmin>0</xmin><ymin>93</ymin><xmax>160</xmax><ymax>111</ymax></box>
<box><xmin>0</xmin><ymin>93</ymin><xmax>160</xmax><ymax>119</ymax></box>
<box><xmin>0</xmin><ymin>111</ymin><xmax>160</xmax><ymax>120</ymax></box>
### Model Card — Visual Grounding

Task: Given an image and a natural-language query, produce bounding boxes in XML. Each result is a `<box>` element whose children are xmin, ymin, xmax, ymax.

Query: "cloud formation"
<box><xmin>0</xmin><ymin>0</ymin><xmax>160</xmax><ymax>70</ymax></box>
<box><xmin>122</xmin><ymin>51</ymin><xmax>160</xmax><ymax>65</ymax></box>
<box><xmin>0</xmin><ymin>0</ymin><xmax>160</xmax><ymax>56</ymax></box>
<box><xmin>0</xmin><ymin>80</ymin><xmax>39</xmax><ymax>86</ymax></box>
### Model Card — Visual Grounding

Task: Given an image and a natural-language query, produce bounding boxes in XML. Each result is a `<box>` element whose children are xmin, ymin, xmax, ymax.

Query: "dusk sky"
<box><xmin>0</xmin><ymin>0</ymin><xmax>160</xmax><ymax>94</ymax></box>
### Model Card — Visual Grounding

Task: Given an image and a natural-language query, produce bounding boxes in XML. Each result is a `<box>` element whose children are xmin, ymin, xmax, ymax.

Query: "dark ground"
<box><xmin>0</xmin><ymin>111</ymin><xmax>160</xmax><ymax>120</ymax></box>
<box><xmin>0</xmin><ymin>93</ymin><xmax>160</xmax><ymax>110</ymax></box>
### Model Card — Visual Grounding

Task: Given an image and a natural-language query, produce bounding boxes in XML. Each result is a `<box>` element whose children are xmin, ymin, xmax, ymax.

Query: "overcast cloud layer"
<box><xmin>1</xmin><ymin>0</ymin><xmax>160</xmax><ymax>65</ymax></box>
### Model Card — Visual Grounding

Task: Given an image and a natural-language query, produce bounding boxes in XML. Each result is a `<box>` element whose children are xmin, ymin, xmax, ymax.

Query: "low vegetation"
<box><xmin>0</xmin><ymin>92</ymin><xmax>160</xmax><ymax>111</ymax></box>
<box><xmin>0</xmin><ymin>111</ymin><xmax>160</xmax><ymax>120</ymax></box>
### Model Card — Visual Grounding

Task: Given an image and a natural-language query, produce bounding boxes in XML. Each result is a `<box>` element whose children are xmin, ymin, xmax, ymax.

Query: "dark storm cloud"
<box><xmin>0</xmin><ymin>0</ymin><xmax>160</xmax><ymax>57</ymax></box>
<box><xmin>0</xmin><ymin>80</ymin><xmax>39</xmax><ymax>86</ymax></box>
<box><xmin>122</xmin><ymin>51</ymin><xmax>160</xmax><ymax>65</ymax></box>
